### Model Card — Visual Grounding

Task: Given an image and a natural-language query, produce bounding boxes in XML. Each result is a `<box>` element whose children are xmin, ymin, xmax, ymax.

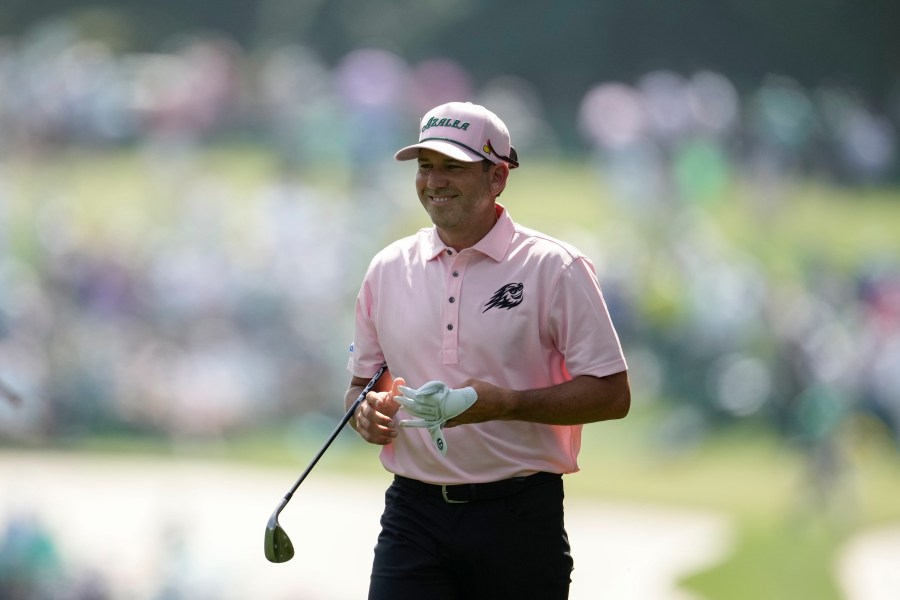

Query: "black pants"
<box><xmin>368</xmin><ymin>473</ymin><xmax>573</xmax><ymax>600</ymax></box>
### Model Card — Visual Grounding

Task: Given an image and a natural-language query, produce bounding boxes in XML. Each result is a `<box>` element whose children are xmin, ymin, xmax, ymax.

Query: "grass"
<box><xmin>8</xmin><ymin>146</ymin><xmax>900</xmax><ymax>275</ymax></box>
<box><xmin>683</xmin><ymin>521</ymin><xmax>846</xmax><ymax>600</ymax></box>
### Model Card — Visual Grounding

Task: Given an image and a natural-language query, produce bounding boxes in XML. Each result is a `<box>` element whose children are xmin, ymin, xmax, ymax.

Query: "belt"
<box><xmin>393</xmin><ymin>471</ymin><xmax>561</xmax><ymax>504</ymax></box>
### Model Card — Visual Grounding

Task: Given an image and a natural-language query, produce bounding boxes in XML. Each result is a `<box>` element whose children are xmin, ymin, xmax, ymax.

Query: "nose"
<box><xmin>425</xmin><ymin>166</ymin><xmax>449</xmax><ymax>189</ymax></box>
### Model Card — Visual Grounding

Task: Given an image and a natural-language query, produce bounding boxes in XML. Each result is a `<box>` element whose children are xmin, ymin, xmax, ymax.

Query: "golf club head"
<box><xmin>264</xmin><ymin>512</ymin><xmax>295</xmax><ymax>563</ymax></box>
<box><xmin>263</xmin><ymin>363</ymin><xmax>387</xmax><ymax>564</ymax></box>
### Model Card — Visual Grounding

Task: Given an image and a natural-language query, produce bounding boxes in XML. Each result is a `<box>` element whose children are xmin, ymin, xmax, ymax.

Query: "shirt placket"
<box><xmin>441</xmin><ymin>250</ymin><xmax>468</xmax><ymax>364</ymax></box>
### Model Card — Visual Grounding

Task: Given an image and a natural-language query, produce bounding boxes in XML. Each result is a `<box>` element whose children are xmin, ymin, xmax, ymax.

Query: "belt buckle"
<box><xmin>441</xmin><ymin>484</ymin><xmax>469</xmax><ymax>504</ymax></box>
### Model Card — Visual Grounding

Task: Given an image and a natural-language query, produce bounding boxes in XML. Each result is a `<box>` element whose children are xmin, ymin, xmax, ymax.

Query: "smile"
<box><xmin>429</xmin><ymin>194</ymin><xmax>456</xmax><ymax>204</ymax></box>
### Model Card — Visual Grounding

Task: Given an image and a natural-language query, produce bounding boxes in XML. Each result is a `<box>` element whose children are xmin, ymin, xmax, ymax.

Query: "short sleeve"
<box><xmin>548</xmin><ymin>257</ymin><xmax>627</xmax><ymax>379</ymax></box>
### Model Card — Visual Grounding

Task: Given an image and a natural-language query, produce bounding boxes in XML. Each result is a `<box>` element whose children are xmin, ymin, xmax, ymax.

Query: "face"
<box><xmin>415</xmin><ymin>149</ymin><xmax>507</xmax><ymax>248</ymax></box>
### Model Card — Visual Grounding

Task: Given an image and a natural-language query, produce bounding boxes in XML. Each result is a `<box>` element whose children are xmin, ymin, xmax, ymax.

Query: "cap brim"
<box><xmin>394</xmin><ymin>140</ymin><xmax>485</xmax><ymax>163</ymax></box>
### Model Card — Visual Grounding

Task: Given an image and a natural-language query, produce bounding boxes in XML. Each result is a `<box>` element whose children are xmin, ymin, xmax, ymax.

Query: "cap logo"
<box><xmin>422</xmin><ymin>116</ymin><xmax>470</xmax><ymax>133</ymax></box>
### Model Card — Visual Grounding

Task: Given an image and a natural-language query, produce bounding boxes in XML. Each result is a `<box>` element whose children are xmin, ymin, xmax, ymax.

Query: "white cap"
<box><xmin>394</xmin><ymin>101</ymin><xmax>519</xmax><ymax>168</ymax></box>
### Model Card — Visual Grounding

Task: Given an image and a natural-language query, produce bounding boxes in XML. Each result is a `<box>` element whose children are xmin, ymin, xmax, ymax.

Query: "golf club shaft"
<box><xmin>280</xmin><ymin>363</ymin><xmax>388</xmax><ymax>504</ymax></box>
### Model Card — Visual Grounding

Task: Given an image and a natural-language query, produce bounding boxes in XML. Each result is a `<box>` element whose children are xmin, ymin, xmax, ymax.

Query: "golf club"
<box><xmin>264</xmin><ymin>362</ymin><xmax>388</xmax><ymax>563</ymax></box>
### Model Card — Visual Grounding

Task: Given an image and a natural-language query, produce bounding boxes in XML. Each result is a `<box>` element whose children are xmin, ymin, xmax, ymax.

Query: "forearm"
<box><xmin>345</xmin><ymin>383</ymin><xmax>366</xmax><ymax>413</ymax></box>
<box><xmin>462</xmin><ymin>371</ymin><xmax>630</xmax><ymax>426</ymax></box>
<box><xmin>345</xmin><ymin>384</ymin><xmax>365</xmax><ymax>430</ymax></box>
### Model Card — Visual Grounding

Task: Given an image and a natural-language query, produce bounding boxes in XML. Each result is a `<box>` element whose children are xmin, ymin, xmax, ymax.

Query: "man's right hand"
<box><xmin>352</xmin><ymin>377</ymin><xmax>404</xmax><ymax>445</ymax></box>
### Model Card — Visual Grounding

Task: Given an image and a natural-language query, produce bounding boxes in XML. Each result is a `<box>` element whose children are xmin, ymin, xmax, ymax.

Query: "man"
<box><xmin>346</xmin><ymin>101</ymin><xmax>630</xmax><ymax>599</ymax></box>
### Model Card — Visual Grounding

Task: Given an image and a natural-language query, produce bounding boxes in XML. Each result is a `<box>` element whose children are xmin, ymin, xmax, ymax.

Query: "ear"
<box><xmin>490</xmin><ymin>163</ymin><xmax>510</xmax><ymax>197</ymax></box>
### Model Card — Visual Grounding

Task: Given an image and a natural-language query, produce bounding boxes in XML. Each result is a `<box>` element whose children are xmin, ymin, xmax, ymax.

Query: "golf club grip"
<box><xmin>283</xmin><ymin>363</ymin><xmax>388</xmax><ymax>499</ymax></box>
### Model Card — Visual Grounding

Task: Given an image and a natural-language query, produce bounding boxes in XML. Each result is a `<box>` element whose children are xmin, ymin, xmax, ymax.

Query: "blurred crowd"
<box><xmin>0</xmin><ymin>19</ymin><xmax>899</xmax><ymax>468</ymax></box>
<box><xmin>2</xmin><ymin>21</ymin><xmax>896</xmax><ymax>180</ymax></box>
<box><xmin>0</xmin><ymin>508</ymin><xmax>222</xmax><ymax>600</ymax></box>
<box><xmin>0</xmin><ymin>513</ymin><xmax>105</xmax><ymax>600</ymax></box>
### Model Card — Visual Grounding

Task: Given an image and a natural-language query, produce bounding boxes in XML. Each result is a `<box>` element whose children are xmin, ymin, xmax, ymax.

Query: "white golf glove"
<box><xmin>395</xmin><ymin>381</ymin><xmax>477</xmax><ymax>456</ymax></box>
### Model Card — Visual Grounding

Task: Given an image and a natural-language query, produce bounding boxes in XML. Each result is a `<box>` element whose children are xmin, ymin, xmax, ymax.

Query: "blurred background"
<box><xmin>1</xmin><ymin>1</ymin><xmax>899</xmax><ymax>599</ymax></box>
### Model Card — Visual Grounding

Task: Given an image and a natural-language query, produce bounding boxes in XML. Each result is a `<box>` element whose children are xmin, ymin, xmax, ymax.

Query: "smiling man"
<box><xmin>346</xmin><ymin>101</ymin><xmax>631</xmax><ymax>599</ymax></box>
<box><xmin>414</xmin><ymin>148</ymin><xmax>501</xmax><ymax>248</ymax></box>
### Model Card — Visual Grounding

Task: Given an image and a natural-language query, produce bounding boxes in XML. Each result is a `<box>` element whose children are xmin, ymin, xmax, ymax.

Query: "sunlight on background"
<box><xmin>1</xmin><ymin>6</ymin><xmax>899</xmax><ymax>600</ymax></box>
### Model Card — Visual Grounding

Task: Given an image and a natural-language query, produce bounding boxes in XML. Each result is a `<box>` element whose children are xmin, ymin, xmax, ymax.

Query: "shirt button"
<box><xmin>452</xmin><ymin>271</ymin><xmax>459</xmax><ymax>277</ymax></box>
<box><xmin>447</xmin><ymin>324</ymin><xmax>453</xmax><ymax>330</ymax></box>
<box><xmin>447</xmin><ymin>250</ymin><xmax>453</xmax><ymax>255</ymax></box>
<box><xmin>449</xmin><ymin>297</ymin><xmax>455</xmax><ymax>303</ymax></box>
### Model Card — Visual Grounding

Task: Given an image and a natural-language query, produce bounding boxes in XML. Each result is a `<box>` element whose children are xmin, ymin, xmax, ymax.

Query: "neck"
<box><xmin>438</xmin><ymin>209</ymin><xmax>499</xmax><ymax>252</ymax></box>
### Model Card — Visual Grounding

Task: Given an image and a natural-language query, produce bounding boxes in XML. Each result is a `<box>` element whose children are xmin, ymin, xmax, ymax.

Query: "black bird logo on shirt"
<box><xmin>483</xmin><ymin>283</ymin><xmax>524</xmax><ymax>312</ymax></box>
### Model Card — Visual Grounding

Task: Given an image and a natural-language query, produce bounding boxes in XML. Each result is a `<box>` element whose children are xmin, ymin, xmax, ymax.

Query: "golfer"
<box><xmin>347</xmin><ymin>101</ymin><xmax>630</xmax><ymax>599</ymax></box>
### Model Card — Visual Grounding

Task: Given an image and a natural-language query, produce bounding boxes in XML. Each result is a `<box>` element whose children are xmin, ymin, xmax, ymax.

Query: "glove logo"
<box><xmin>483</xmin><ymin>283</ymin><xmax>524</xmax><ymax>313</ymax></box>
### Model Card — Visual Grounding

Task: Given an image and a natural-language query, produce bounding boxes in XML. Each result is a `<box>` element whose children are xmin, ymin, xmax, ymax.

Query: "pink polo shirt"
<box><xmin>348</xmin><ymin>204</ymin><xmax>627</xmax><ymax>484</ymax></box>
